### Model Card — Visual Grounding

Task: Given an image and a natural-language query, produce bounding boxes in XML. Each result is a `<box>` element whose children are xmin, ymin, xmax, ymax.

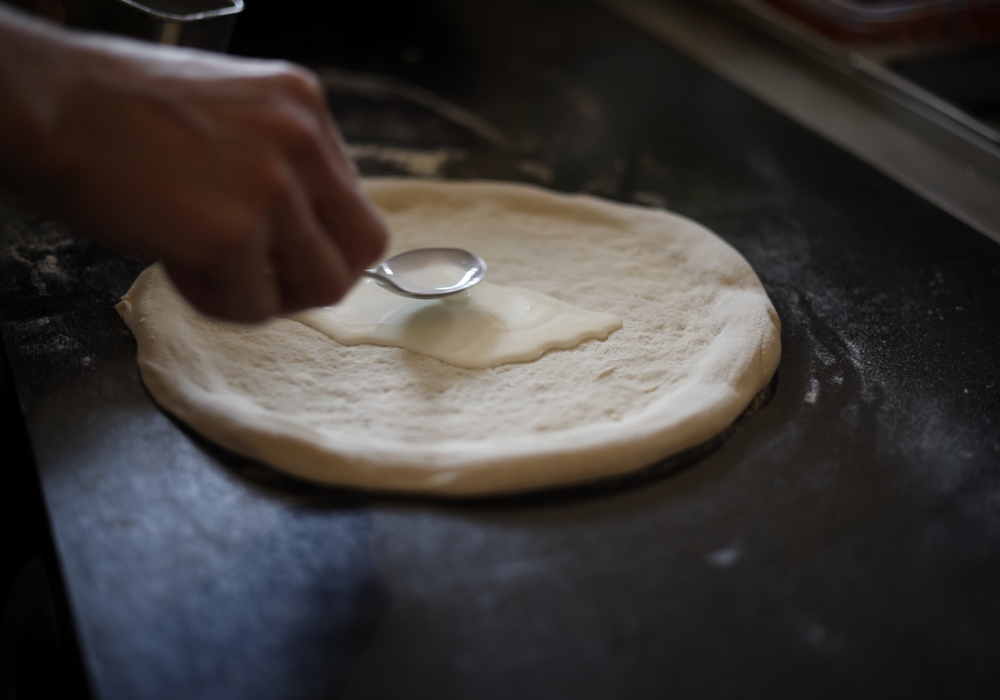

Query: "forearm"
<box><xmin>0</xmin><ymin>4</ymin><xmax>76</xmax><ymax>191</ymax></box>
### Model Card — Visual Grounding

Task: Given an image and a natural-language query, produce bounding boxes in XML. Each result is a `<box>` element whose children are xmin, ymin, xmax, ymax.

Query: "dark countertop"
<box><xmin>2</xmin><ymin>1</ymin><xmax>999</xmax><ymax>698</ymax></box>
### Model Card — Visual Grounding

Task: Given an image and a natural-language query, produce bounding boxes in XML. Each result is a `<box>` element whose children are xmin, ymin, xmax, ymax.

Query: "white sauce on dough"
<box><xmin>291</xmin><ymin>278</ymin><xmax>622</xmax><ymax>369</ymax></box>
<box><xmin>115</xmin><ymin>179</ymin><xmax>782</xmax><ymax>497</ymax></box>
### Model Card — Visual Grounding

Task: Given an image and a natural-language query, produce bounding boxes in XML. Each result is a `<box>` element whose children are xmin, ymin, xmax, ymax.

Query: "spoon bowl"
<box><xmin>362</xmin><ymin>248</ymin><xmax>488</xmax><ymax>299</ymax></box>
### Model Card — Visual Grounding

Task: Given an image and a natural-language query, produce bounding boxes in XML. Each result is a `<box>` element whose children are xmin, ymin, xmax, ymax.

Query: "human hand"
<box><xmin>0</xmin><ymin>9</ymin><xmax>389</xmax><ymax>321</ymax></box>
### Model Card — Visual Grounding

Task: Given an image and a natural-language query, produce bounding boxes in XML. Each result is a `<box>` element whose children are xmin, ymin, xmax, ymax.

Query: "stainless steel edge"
<box><xmin>599</xmin><ymin>0</ymin><xmax>1000</xmax><ymax>243</ymax></box>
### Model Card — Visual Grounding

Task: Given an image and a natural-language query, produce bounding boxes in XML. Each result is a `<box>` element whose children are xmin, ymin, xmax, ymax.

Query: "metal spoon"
<box><xmin>362</xmin><ymin>248</ymin><xmax>488</xmax><ymax>299</ymax></box>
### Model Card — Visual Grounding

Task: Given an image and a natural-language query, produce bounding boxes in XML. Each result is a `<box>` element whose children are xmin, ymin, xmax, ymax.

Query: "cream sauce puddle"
<box><xmin>292</xmin><ymin>278</ymin><xmax>621</xmax><ymax>369</ymax></box>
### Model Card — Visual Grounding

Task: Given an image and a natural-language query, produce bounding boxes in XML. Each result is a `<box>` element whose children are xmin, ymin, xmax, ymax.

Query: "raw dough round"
<box><xmin>117</xmin><ymin>179</ymin><xmax>781</xmax><ymax>496</ymax></box>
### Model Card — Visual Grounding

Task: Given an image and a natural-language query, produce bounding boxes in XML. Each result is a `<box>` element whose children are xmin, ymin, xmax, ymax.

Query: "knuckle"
<box><xmin>296</xmin><ymin>72</ymin><xmax>326</xmax><ymax>106</ymax></box>
<box><xmin>274</xmin><ymin>65</ymin><xmax>325</xmax><ymax>106</ymax></box>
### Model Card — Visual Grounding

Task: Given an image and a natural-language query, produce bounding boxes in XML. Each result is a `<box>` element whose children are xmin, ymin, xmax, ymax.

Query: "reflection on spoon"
<box><xmin>362</xmin><ymin>248</ymin><xmax>487</xmax><ymax>299</ymax></box>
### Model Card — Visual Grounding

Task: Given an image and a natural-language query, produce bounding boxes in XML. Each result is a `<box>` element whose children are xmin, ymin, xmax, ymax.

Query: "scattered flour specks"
<box><xmin>805</xmin><ymin>378</ymin><xmax>820</xmax><ymax>404</ymax></box>
<box><xmin>705</xmin><ymin>544</ymin><xmax>741</xmax><ymax>568</ymax></box>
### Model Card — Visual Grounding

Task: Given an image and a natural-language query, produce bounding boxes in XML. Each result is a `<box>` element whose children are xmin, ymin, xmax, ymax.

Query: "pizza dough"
<box><xmin>117</xmin><ymin>179</ymin><xmax>781</xmax><ymax>496</ymax></box>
